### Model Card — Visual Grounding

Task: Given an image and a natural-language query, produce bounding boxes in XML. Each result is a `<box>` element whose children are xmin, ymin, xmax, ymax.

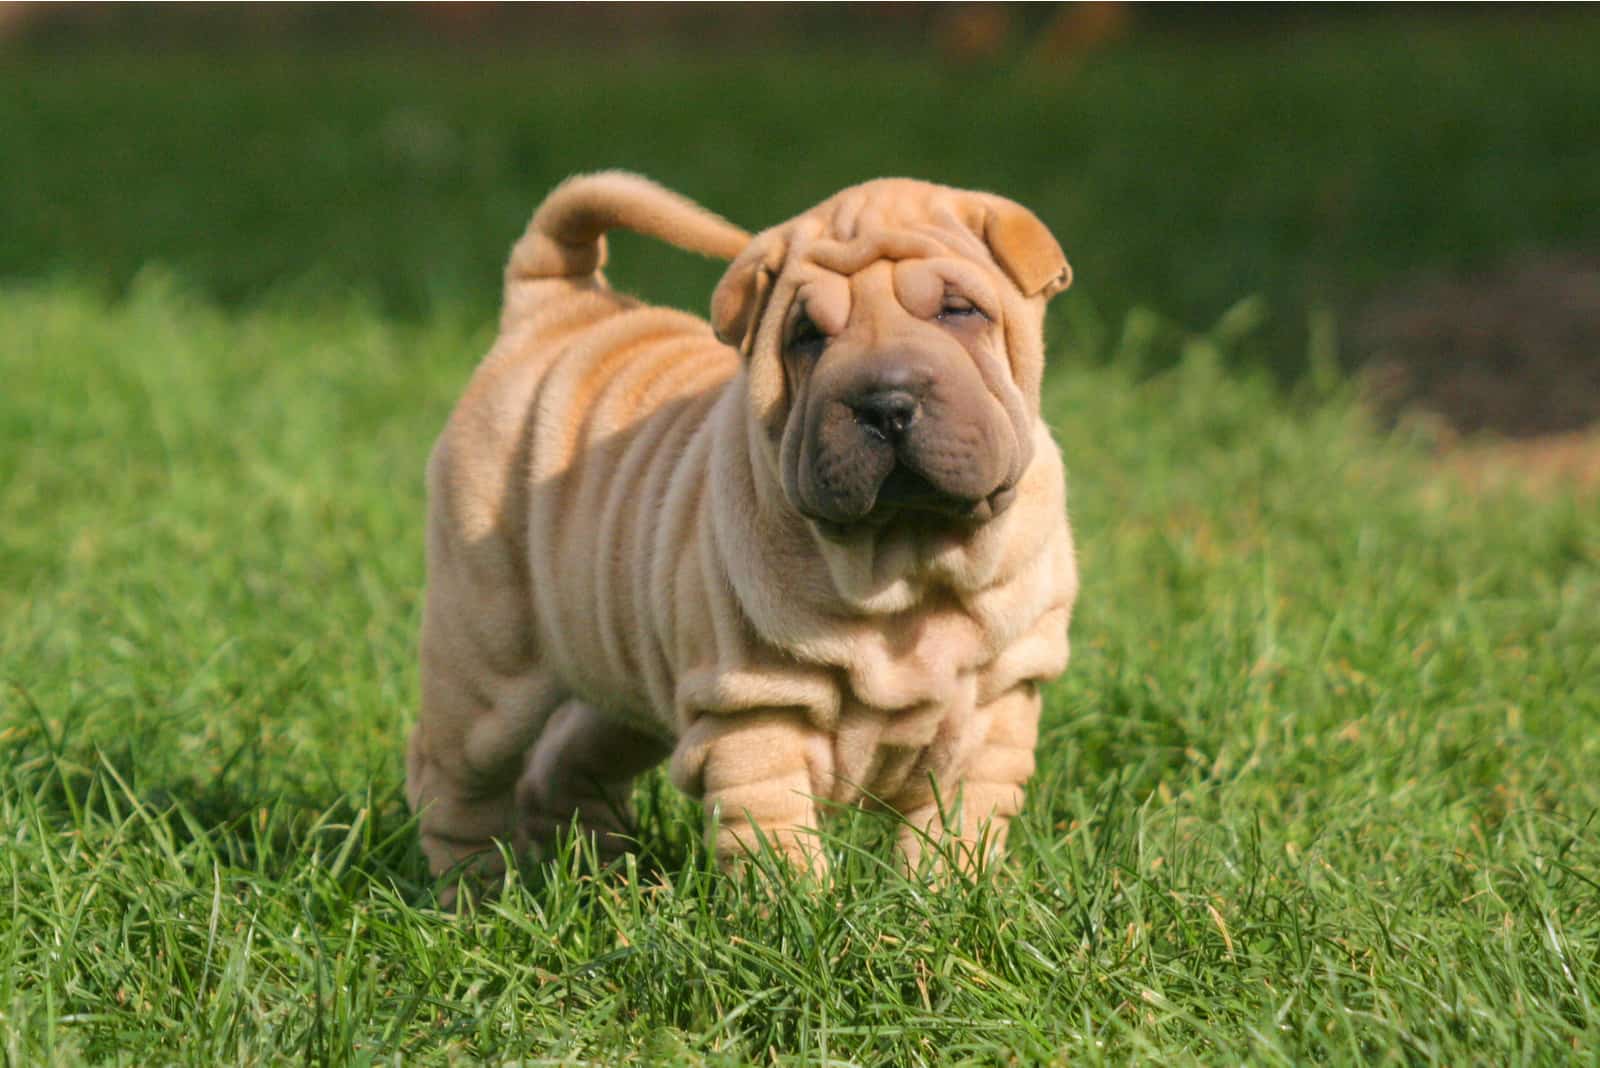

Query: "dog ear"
<box><xmin>712</xmin><ymin>239</ymin><xmax>780</xmax><ymax>353</ymax></box>
<box><xmin>984</xmin><ymin>201</ymin><xmax>1072</xmax><ymax>300</ymax></box>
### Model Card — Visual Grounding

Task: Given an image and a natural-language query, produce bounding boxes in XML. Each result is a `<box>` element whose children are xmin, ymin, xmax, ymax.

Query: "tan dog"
<box><xmin>406</xmin><ymin>172</ymin><xmax>1078</xmax><ymax>882</ymax></box>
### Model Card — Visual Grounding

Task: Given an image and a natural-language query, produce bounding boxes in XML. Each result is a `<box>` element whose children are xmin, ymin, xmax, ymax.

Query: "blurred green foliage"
<box><xmin>5</xmin><ymin>14</ymin><xmax>1599</xmax><ymax>375</ymax></box>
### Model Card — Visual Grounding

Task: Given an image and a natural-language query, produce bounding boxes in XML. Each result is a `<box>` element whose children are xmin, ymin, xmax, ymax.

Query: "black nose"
<box><xmin>849</xmin><ymin>389</ymin><xmax>921</xmax><ymax>441</ymax></box>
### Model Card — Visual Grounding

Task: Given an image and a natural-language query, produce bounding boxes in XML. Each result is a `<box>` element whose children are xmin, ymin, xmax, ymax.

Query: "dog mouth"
<box><xmin>787</xmin><ymin>368</ymin><xmax>1027</xmax><ymax>540</ymax></box>
<box><xmin>801</xmin><ymin>462</ymin><xmax>1018</xmax><ymax>540</ymax></box>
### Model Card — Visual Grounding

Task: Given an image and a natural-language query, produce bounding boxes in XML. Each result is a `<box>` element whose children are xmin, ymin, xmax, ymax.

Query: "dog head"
<box><xmin>712</xmin><ymin>180</ymin><xmax>1070</xmax><ymax>538</ymax></box>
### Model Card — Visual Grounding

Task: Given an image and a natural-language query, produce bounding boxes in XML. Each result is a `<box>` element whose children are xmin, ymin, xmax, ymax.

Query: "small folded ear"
<box><xmin>984</xmin><ymin>201</ymin><xmax>1072</xmax><ymax>300</ymax></box>
<box><xmin>711</xmin><ymin>237</ymin><xmax>781</xmax><ymax>353</ymax></box>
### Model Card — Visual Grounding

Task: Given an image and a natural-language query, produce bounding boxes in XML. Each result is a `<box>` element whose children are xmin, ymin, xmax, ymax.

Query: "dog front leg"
<box><xmin>690</xmin><ymin>710</ymin><xmax>830</xmax><ymax>876</ymax></box>
<box><xmin>893</xmin><ymin>684</ymin><xmax>1040</xmax><ymax>875</ymax></box>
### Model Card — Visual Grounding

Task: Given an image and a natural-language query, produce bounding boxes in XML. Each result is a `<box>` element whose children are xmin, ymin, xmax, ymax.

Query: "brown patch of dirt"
<box><xmin>1354</xmin><ymin>252</ymin><xmax>1600</xmax><ymax>497</ymax></box>
<box><xmin>1356</xmin><ymin>252</ymin><xmax>1600</xmax><ymax>439</ymax></box>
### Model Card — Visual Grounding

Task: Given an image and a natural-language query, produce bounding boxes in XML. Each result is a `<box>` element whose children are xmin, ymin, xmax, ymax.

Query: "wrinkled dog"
<box><xmin>407</xmin><ymin>173</ymin><xmax>1078</xmax><ymax>882</ymax></box>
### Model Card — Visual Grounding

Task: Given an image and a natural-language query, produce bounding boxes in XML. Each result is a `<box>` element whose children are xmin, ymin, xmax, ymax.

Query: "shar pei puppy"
<box><xmin>407</xmin><ymin>172</ymin><xmax>1079</xmax><ymax>883</ymax></box>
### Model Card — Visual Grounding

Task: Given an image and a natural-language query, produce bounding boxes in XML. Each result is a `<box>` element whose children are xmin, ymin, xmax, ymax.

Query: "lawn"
<box><xmin>2</xmin><ymin>16</ymin><xmax>1598</xmax><ymax>1065</ymax></box>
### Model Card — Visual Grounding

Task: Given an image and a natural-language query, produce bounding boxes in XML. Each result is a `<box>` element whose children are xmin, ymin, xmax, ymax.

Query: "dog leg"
<box><xmin>408</xmin><ymin>423</ymin><xmax>580</xmax><ymax>900</ymax></box>
<box><xmin>407</xmin><ymin>653</ymin><xmax>562</xmax><ymax>891</ymax></box>
<box><xmin>892</xmin><ymin>685</ymin><xmax>1040</xmax><ymax>875</ymax></box>
<box><xmin>515</xmin><ymin>699</ymin><xmax>670</xmax><ymax>861</ymax></box>
<box><xmin>695</xmin><ymin>710</ymin><xmax>829</xmax><ymax>876</ymax></box>
<box><xmin>407</xmin><ymin>508</ymin><xmax>567</xmax><ymax>894</ymax></box>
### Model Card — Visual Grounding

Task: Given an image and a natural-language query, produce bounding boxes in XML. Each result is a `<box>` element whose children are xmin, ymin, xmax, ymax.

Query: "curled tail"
<box><xmin>507</xmin><ymin>171</ymin><xmax>750</xmax><ymax>284</ymax></box>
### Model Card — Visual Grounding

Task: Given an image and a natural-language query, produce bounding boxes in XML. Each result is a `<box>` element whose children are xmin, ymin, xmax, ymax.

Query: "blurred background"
<box><xmin>5</xmin><ymin>2</ymin><xmax>1598</xmax><ymax>454</ymax></box>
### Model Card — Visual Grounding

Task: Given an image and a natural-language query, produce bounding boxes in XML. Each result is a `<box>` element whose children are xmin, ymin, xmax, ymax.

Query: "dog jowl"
<box><xmin>406</xmin><ymin>172</ymin><xmax>1078</xmax><ymax>888</ymax></box>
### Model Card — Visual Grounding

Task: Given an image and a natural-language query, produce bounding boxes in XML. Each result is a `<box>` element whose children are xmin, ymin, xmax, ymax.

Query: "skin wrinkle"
<box><xmin>586</xmin><ymin>345</ymin><xmax>705</xmax><ymax>656</ymax></box>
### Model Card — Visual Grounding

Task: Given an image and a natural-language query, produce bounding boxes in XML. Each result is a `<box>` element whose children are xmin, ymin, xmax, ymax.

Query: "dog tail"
<box><xmin>506</xmin><ymin>171</ymin><xmax>750</xmax><ymax>284</ymax></box>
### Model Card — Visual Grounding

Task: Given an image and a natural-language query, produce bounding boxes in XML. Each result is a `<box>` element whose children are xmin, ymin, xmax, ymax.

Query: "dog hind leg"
<box><xmin>407</xmin><ymin>646</ymin><xmax>564</xmax><ymax>891</ymax></box>
<box><xmin>407</xmin><ymin>452</ymin><xmax>565</xmax><ymax>894</ymax></box>
<box><xmin>515</xmin><ymin>699</ymin><xmax>671</xmax><ymax>861</ymax></box>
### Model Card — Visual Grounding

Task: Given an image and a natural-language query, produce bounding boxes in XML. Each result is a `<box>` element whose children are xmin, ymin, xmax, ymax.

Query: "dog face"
<box><xmin>713</xmin><ymin>180</ymin><xmax>1071</xmax><ymax>537</ymax></box>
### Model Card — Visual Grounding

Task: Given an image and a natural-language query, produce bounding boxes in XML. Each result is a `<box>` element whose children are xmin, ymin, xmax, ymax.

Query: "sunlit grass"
<box><xmin>2</xmin><ymin>277</ymin><xmax>1595</xmax><ymax>1063</ymax></box>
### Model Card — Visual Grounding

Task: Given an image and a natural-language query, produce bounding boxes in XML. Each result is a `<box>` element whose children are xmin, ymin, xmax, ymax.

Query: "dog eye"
<box><xmin>788</xmin><ymin>315</ymin><xmax>827</xmax><ymax>354</ymax></box>
<box><xmin>937</xmin><ymin>297</ymin><xmax>986</xmax><ymax>322</ymax></box>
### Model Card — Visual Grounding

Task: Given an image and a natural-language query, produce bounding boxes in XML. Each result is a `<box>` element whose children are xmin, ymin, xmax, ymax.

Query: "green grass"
<box><xmin>3</xmin><ymin>276</ymin><xmax>1596</xmax><ymax>1064</ymax></box>
<box><xmin>4</xmin><ymin>18</ymin><xmax>1600</xmax><ymax>1065</ymax></box>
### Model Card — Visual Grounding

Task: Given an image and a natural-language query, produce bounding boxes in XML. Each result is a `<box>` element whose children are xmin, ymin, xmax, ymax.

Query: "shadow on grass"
<box><xmin>2</xmin><ymin>683</ymin><xmax>421</xmax><ymax>887</ymax></box>
<box><xmin>0</xmin><ymin>681</ymin><xmax>734</xmax><ymax>912</ymax></box>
